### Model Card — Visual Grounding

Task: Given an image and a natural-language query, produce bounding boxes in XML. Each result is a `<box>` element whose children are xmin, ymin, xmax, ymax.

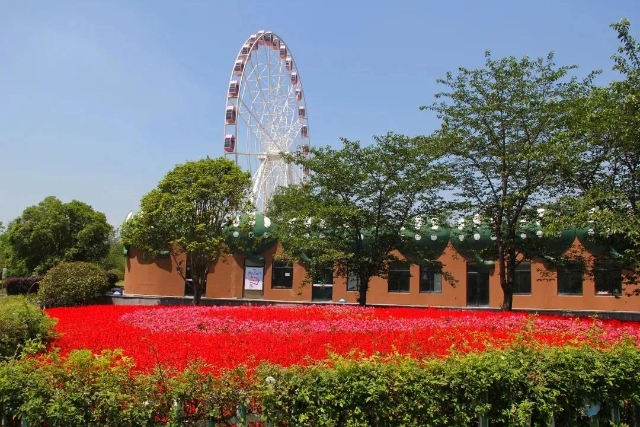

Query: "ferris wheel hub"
<box><xmin>258</xmin><ymin>151</ymin><xmax>285</xmax><ymax>161</ymax></box>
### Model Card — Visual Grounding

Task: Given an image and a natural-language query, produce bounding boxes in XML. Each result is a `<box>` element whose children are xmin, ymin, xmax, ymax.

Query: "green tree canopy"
<box><xmin>421</xmin><ymin>51</ymin><xmax>596</xmax><ymax>310</ymax></box>
<box><xmin>121</xmin><ymin>157</ymin><xmax>252</xmax><ymax>304</ymax></box>
<box><xmin>268</xmin><ymin>132</ymin><xmax>450</xmax><ymax>306</ymax></box>
<box><xmin>549</xmin><ymin>19</ymin><xmax>640</xmax><ymax>276</ymax></box>
<box><xmin>5</xmin><ymin>196</ymin><xmax>112</xmax><ymax>275</ymax></box>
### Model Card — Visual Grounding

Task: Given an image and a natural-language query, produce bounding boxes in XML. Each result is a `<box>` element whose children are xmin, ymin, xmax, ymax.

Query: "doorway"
<box><xmin>311</xmin><ymin>264</ymin><xmax>334</xmax><ymax>301</ymax></box>
<box><xmin>466</xmin><ymin>262</ymin><xmax>489</xmax><ymax>306</ymax></box>
<box><xmin>243</xmin><ymin>258</ymin><xmax>265</xmax><ymax>299</ymax></box>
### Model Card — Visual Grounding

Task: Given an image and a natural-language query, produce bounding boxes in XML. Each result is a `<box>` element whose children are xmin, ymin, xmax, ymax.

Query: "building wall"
<box><xmin>123</xmin><ymin>240</ymin><xmax>640</xmax><ymax>312</ymax></box>
<box><xmin>124</xmin><ymin>248</ymin><xmax>185</xmax><ymax>296</ymax></box>
<box><xmin>514</xmin><ymin>241</ymin><xmax>640</xmax><ymax>311</ymax></box>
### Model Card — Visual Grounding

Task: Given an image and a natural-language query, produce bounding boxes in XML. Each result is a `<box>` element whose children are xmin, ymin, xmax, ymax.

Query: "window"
<box><xmin>388</xmin><ymin>261</ymin><xmax>411</xmax><ymax>293</ymax></box>
<box><xmin>347</xmin><ymin>267</ymin><xmax>360</xmax><ymax>291</ymax></box>
<box><xmin>419</xmin><ymin>265</ymin><xmax>442</xmax><ymax>293</ymax></box>
<box><xmin>313</xmin><ymin>263</ymin><xmax>334</xmax><ymax>285</ymax></box>
<box><xmin>594</xmin><ymin>259</ymin><xmax>622</xmax><ymax>296</ymax></box>
<box><xmin>272</xmin><ymin>260</ymin><xmax>293</xmax><ymax>289</ymax></box>
<box><xmin>557</xmin><ymin>262</ymin><xmax>583</xmax><ymax>295</ymax></box>
<box><xmin>512</xmin><ymin>262</ymin><xmax>531</xmax><ymax>295</ymax></box>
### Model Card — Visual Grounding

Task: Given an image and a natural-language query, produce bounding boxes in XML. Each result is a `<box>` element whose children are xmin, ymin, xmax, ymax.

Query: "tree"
<box><xmin>0</xmin><ymin>222</ymin><xmax>6</xmax><ymax>272</ymax></box>
<box><xmin>549</xmin><ymin>19</ymin><xmax>640</xmax><ymax>275</ymax></box>
<box><xmin>5</xmin><ymin>196</ymin><xmax>112</xmax><ymax>275</ymax></box>
<box><xmin>421</xmin><ymin>51</ymin><xmax>596</xmax><ymax>310</ymax></box>
<box><xmin>0</xmin><ymin>231</ymin><xmax>28</xmax><ymax>278</ymax></box>
<box><xmin>267</xmin><ymin>132</ymin><xmax>449</xmax><ymax>306</ymax></box>
<box><xmin>100</xmin><ymin>229</ymin><xmax>126</xmax><ymax>275</ymax></box>
<box><xmin>121</xmin><ymin>157</ymin><xmax>252</xmax><ymax>305</ymax></box>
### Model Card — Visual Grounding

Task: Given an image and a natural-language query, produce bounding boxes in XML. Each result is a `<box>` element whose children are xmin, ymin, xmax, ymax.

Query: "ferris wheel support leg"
<box><xmin>252</xmin><ymin>161</ymin><xmax>266</xmax><ymax>211</ymax></box>
<box><xmin>286</xmin><ymin>162</ymin><xmax>295</xmax><ymax>186</ymax></box>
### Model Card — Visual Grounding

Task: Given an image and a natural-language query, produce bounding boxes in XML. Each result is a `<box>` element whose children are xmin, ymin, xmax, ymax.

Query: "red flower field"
<box><xmin>45</xmin><ymin>305</ymin><xmax>640</xmax><ymax>372</ymax></box>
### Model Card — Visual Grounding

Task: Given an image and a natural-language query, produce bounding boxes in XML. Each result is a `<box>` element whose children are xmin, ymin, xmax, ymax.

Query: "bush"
<box><xmin>0</xmin><ymin>296</ymin><xmax>57</xmax><ymax>361</ymax></box>
<box><xmin>256</xmin><ymin>344</ymin><xmax>640</xmax><ymax>426</ymax></box>
<box><xmin>38</xmin><ymin>262</ymin><xmax>110</xmax><ymax>307</ymax></box>
<box><xmin>4</xmin><ymin>276</ymin><xmax>43</xmax><ymax>295</ymax></box>
<box><xmin>105</xmin><ymin>269</ymin><xmax>124</xmax><ymax>287</ymax></box>
<box><xmin>0</xmin><ymin>350</ymin><xmax>251</xmax><ymax>426</ymax></box>
<box><xmin>2</xmin><ymin>344</ymin><xmax>640</xmax><ymax>425</ymax></box>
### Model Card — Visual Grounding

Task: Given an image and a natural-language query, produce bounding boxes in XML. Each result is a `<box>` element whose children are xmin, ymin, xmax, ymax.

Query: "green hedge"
<box><xmin>0</xmin><ymin>296</ymin><xmax>57</xmax><ymax>361</ymax></box>
<box><xmin>1</xmin><ymin>343</ymin><xmax>640</xmax><ymax>426</ymax></box>
<box><xmin>257</xmin><ymin>343</ymin><xmax>640</xmax><ymax>426</ymax></box>
<box><xmin>3</xmin><ymin>277</ymin><xmax>43</xmax><ymax>295</ymax></box>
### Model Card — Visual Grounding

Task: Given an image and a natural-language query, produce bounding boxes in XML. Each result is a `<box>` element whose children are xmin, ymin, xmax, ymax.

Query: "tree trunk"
<box><xmin>192</xmin><ymin>253</ymin><xmax>211</xmax><ymax>306</ymax></box>
<box><xmin>357</xmin><ymin>285</ymin><xmax>367</xmax><ymax>306</ymax></box>
<box><xmin>499</xmin><ymin>247</ymin><xmax>517</xmax><ymax>311</ymax></box>
<box><xmin>357</xmin><ymin>275</ymin><xmax>369</xmax><ymax>306</ymax></box>
<box><xmin>193</xmin><ymin>278</ymin><xmax>202</xmax><ymax>305</ymax></box>
<box><xmin>498</xmin><ymin>247</ymin><xmax>513</xmax><ymax>311</ymax></box>
<box><xmin>501</xmin><ymin>285</ymin><xmax>513</xmax><ymax>311</ymax></box>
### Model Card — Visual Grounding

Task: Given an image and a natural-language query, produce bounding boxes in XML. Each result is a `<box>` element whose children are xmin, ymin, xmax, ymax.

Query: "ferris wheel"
<box><xmin>224</xmin><ymin>30</ymin><xmax>310</xmax><ymax>212</ymax></box>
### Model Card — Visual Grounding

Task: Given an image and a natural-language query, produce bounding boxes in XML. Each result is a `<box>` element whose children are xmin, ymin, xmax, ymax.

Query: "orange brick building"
<box><xmin>123</xmin><ymin>215</ymin><xmax>640</xmax><ymax>312</ymax></box>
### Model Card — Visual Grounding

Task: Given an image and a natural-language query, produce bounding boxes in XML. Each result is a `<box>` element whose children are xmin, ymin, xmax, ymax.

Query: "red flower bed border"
<box><xmin>45</xmin><ymin>305</ymin><xmax>640</xmax><ymax>372</ymax></box>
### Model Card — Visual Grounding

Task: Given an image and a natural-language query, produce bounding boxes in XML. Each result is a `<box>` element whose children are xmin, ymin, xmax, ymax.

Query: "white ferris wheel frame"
<box><xmin>224</xmin><ymin>30</ymin><xmax>310</xmax><ymax>213</ymax></box>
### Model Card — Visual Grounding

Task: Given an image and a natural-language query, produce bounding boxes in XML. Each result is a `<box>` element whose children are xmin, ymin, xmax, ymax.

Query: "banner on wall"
<box><xmin>244</xmin><ymin>267</ymin><xmax>264</xmax><ymax>290</ymax></box>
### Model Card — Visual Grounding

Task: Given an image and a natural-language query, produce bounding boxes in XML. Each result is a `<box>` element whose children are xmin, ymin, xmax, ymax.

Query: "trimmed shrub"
<box><xmin>38</xmin><ymin>262</ymin><xmax>110</xmax><ymax>307</ymax></box>
<box><xmin>4</xmin><ymin>276</ymin><xmax>43</xmax><ymax>295</ymax></box>
<box><xmin>0</xmin><ymin>296</ymin><xmax>57</xmax><ymax>360</ymax></box>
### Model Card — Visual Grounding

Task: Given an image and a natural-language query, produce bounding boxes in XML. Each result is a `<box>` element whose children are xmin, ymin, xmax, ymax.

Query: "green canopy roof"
<box><xmin>224</xmin><ymin>213</ymin><xmax>278</xmax><ymax>262</ymax></box>
<box><xmin>400</xmin><ymin>217</ymin><xmax>450</xmax><ymax>261</ymax></box>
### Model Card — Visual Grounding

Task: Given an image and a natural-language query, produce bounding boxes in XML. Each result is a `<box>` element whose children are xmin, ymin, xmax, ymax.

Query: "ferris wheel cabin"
<box><xmin>295</xmin><ymin>88</ymin><xmax>303</xmax><ymax>101</ymax></box>
<box><xmin>298</xmin><ymin>106</ymin><xmax>306</xmax><ymax>119</ymax></box>
<box><xmin>290</xmin><ymin>72</ymin><xmax>298</xmax><ymax>85</ymax></box>
<box><xmin>285</xmin><ymin>57</ymin><xmax>293</xmax><ymax>71</ymax></box>
<box><xmin>234</xmin><ymin>60</ymin><xmax>244</xmax><ymax>76</ymax></box>
<box><xmin>228</xmin><ymin>81</ymin><xmax>239</xmax><ymax>98</ymax></box>
<box><xmin>240</xmin><ymin>44</ymin><xmax>252</xmax><ymax>57</ymax></box>
<box><xmin>301</xmin><ymin>125</ymin><xmax>309</xmax><ymax>138</ymax></box>
<box><xmin>225</xmin><ymin>106</ymin><xmax>237</xmax><ymax>124</ymax></box>
<box><xmin>263</xmin><ymin>32</ymin><xmax>273</xmax><ymax>46</ymax></box>
<box><xmin>257</xmin><ymin>30</ymin><xmax>265</xmax><ymax>44</ymax></box>
<box><xmin>279</xmin><ymin>45</ymin><xmax>287</xmax><ymax>59</ymax></box>
<box><xmin>272</xmin><ymin>36</ymin><xmax>280</xmax><ymax>50</ymax></box>
<box><xmin>248</xmin><ymin>34</ymin><xmax>258</xmax><ymax>50</ymax></box>
<box><xmin>224</xmin><ymin>134</ymin><xmax>236</xmax><ymax>153</ymax></box>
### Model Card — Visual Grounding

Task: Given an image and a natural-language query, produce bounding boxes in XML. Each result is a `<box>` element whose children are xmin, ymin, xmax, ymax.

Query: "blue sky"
<box><xmin>1</xmin><ymin>0</ymin><xmax>639</xmax><ymax>229</ymax></box>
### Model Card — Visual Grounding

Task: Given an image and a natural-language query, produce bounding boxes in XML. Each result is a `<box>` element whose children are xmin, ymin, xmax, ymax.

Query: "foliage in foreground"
<box><xmin>0</xmin><ymin>296</ymin><xmax>57</xmax><ymax>361</ymax></box>
<box><xmin>38</xmin><ymin>261</ymin><xmax>110</xmax><ymax>308</ymax></box>
<box><xmin>1</xmin><ymin>343</ymin><xmax>640</xmax><ymax>426</ymax></box>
